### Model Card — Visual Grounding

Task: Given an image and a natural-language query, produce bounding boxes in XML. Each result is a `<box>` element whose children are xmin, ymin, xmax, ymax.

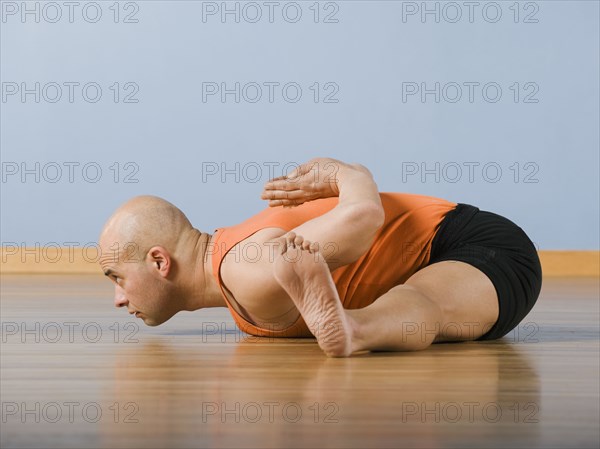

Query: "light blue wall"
<box><xmin>1</xmin><ymin>1</ymin><xmax>598</xmax><ymax>250</ymax></box>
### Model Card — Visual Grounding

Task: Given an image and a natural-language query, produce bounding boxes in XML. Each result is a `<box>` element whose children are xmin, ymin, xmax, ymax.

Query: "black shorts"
<box><xmin>428</xmin><ymin>203</ymin><xmax>543</xmax><ymax>341</ymax></box>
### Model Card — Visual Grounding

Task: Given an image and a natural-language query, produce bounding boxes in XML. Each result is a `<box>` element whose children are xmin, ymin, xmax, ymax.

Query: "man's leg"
<box><xmin>273</xmin><ymin>234</ymin><xmax>499</xmax><ymax>357</ymax></box>
<box><xmin>348</xmin><ymin>261</ymin><xmax>500</xmax><ymax>352</ymax></box>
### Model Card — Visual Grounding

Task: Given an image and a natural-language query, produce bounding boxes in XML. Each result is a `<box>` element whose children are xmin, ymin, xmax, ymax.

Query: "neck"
<box><xmin>180</xmin><ymin>229</ymin><xmax>226</xmax><ymax>311</ymax></box>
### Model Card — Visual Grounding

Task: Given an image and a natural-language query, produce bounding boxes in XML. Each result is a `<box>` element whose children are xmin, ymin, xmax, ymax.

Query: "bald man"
<box><xmin>99</xmin><ymin>157</ymin><xmax>542</xmax><ymax>357</ymax></box>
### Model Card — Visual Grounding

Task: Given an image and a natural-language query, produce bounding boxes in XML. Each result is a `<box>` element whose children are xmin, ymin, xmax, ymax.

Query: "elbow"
<box><xmin>372</xmin><ymin>203</ymin><xmax>386</xmax><ymax>229</ymax></box>
<box><xmin>365</xmin><ymin>201</ymin><xmax>386</xmax><ymax>229</ymax></box>
<box><xmin>349</xmin><ymin>202</ymin><xmax>385</xmax><ymax>234</ymax></box>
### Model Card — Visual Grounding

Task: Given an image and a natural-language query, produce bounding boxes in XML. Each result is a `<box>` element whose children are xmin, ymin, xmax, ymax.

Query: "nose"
<box><xmin>114</xmin><ymin>286</ymin><xmax>128</xmax><ymax>308</ymax></box>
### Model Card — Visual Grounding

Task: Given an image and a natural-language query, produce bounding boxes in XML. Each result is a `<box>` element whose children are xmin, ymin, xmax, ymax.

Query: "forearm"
<box><xmin>335</xmin><ymin>164</ymin><xmax>385</xmax><ymax>224</ymax></box>
<box><xmin>263</xmin><ymin>160</ymin><xmax>385</xmax><ymax>269</ymax></box>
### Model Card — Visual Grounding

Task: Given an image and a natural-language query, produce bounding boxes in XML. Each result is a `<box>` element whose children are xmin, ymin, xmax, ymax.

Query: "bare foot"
<box><xmin>273</xmin><ymin>232</ymin><xmax>355</xmax><ymax>357</ymax></box>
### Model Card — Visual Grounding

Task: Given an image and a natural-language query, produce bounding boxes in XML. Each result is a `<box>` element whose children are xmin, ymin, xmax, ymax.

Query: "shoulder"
<box><xmin>219</xmin><ymin>227</ymin><xmax>294</xmax><ymax>321</ymax></box>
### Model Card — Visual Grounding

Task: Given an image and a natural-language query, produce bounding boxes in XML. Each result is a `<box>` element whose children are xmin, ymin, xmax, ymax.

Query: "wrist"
<box><xmin>335</xmin><ymin>164</ymin><xmax>372</xmax><ymax>188</ymax></box>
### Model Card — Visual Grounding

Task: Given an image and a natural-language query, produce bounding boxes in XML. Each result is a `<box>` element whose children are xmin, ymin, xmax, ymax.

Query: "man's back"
<box><xmin>211</xmin><ymin>192</ymin><xmax>457</xmax><ymax>337</ymax></box>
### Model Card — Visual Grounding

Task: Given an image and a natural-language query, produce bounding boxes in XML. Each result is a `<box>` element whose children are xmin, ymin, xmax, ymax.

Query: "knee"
<box><xmin>400</xmin><ymin>287</ymin><xmax>444</xmax><ymax>349</ymax></box>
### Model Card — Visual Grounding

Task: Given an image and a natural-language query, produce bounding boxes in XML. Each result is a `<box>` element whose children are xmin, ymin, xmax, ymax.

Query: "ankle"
<box><xmin>345</xmin><ymin>310</ymin><xmax>367</xmax><ymax>354</ymax></box>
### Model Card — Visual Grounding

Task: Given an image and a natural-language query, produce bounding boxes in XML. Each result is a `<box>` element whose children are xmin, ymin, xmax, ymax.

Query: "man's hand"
<box><xmin>262</xmin><ymin>157</ymin><xmax>384</xmax><ymax>270</ymax></box>
<box><xmin>261</xmin><ymin>157</ymin><xmax>368</xmax><ymax>207</ymax></box>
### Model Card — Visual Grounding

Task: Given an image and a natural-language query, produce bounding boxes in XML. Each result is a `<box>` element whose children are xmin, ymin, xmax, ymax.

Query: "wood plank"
<box><xmin>1</xmin><ymin>247</ymin><xmax>598</xmax><ymax>276</ymax></box>
<box><xmin>0</xmin><ymin>275</ymin><xmax>598</xmax><ymax>448</ymax></box>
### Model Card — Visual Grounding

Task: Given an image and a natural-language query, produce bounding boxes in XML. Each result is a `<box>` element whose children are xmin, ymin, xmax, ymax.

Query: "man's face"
<box><xmin>100</xmin><ymin>252</ymin><xmax>178</xmax><ymax>327</ymax></box>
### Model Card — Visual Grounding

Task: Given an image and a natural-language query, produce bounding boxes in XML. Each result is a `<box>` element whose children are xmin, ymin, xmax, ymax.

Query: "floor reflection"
<box><xmin>100</xmin><ymin>336</ymin><xmax>541</xmax><ymax>447</ymax></box>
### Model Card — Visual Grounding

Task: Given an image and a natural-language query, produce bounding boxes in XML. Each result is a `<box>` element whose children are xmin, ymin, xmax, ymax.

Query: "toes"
<box><xmin>301</xmin><ymin>239</ymin><xmax>320</xmax><ymax>254</ymax></box>
<box><xmin>282</xmin><ymin>245</ymin><xmax>303</xmax><ymax>263</ymax></box>
<box><xmin>276</xmin><ymin>235</ymin><xmax>290</xmax><ymax>255</ymax></box>
<box><xmin>285</xmin><ymin>232</ymin><xmax>297</xmax><ymax>248</ymax></box>
<box><xmin>294</xmin><ymin>234</ymin><xmax>304</xmax><ymax>248</ymax></box>
<box><xmin>285</xmin><ymin>232</ymin><xmax>309</xmax><ymax>250</ymax></box>
<box><xmin>281</xmin><ymin>232</ymin><xmax>320</xmax><ymax>255</ymax></box>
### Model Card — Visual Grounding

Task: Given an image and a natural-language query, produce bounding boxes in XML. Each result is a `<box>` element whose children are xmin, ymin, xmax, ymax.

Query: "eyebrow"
<box><xmin>104</xmin><ymin>269</ymin><xmax>116</xmax><ymax>277</ymax></box>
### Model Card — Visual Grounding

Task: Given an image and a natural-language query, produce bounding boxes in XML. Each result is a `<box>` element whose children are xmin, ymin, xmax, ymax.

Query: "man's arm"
<box><xmin>262</xmin><ymin>158</ymin><xmax>385</xmax><ymax>271</ymax></box>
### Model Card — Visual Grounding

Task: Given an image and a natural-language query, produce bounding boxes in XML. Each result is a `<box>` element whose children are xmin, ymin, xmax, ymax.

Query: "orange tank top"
<box><xmin>211</xmin><ymin>192</ymin><xmax>457</xmax><ymax>337</ymax></box>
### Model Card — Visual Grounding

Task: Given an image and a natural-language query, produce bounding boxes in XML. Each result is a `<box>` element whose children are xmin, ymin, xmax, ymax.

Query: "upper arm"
<box><xmin>268</xmin><ymin>202</ymin><xmax>385</xmax><ymax>271</ymax></box>
<box><xmin>224</xmin><ymin>202</ymin><xmax>384</xmax><ymax>322</ymax></box>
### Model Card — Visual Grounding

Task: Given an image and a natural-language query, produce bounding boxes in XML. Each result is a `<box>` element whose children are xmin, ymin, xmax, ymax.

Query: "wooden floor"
<box><xmin>1</xmin><ymin>275</ymin><xmax>598</xmax><ymax>449</ymax></box>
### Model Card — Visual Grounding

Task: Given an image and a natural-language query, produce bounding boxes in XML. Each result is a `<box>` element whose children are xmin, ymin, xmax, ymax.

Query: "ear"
<box><xmin>146</xmin><ymin>246</ymin><xmax>171</xmax><ymax>278</ymax></box>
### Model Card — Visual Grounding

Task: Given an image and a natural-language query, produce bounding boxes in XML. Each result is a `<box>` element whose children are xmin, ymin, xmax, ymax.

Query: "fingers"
<box><xmin>267</xmin><ymin>199</ymin><xmax>299</xmax><ymax>207</ymax></box>
<box><xmin>261</xmin><ymin>178</ymin><xmax>304</xmax><ymax>206</ymax></box>
<box><xmin>261</xmin><ymin>189</ymin><xmax>306</xmax><ymax>201</ymax></box>
<box><xmin>262</xmin><ymin>189</ymin><xmax>314</xmax><ymax>207</ymax></box>
<box><xmin>261</xmin><ymin>160</ymin><xmax>326</xmax><ymax>206</ymax></box>
<box><xmin>263</xmin><ymin>178</ymin><xmax>298</xmax><ymax>191</ymax></box>
<box><xmin>264</xmin><ymin>161</ymin><xmax>315</xmax><ymax>187</ymax></box>
<box><xmin>285</xmin><ymin>161</ymin><xmax>315</xmax><ymax>180</ymax></box>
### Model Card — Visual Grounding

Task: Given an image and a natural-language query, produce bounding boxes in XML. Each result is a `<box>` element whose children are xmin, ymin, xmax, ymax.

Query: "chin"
<box><xmin>143</xmin><ymin>318</ymin><xmax>160</xmax><ymax>327</ymax></box>
<box><xmin>142</xmin><ymin>315</ymin><xmax>171</xmax><ymax>327</ymax></box>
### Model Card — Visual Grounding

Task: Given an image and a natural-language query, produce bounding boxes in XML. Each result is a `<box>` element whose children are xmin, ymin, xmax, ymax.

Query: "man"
<box><xmin>98</xmin><ymin>157</ymin><xmax>542</xmax><ymax>357</ymax></box>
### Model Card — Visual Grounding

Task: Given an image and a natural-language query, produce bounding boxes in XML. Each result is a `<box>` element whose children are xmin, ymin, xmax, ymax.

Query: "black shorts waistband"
<box><xmin>431</xmin><ymin>203</ymin><xmax>480</xmax><ymax>261</ymax></box>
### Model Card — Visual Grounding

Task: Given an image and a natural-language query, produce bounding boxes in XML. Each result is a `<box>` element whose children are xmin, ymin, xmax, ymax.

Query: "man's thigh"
<box><xmin>404</xmin><ymin>260</ymin><xmax>499</xmax><ymax>342</ymax></box>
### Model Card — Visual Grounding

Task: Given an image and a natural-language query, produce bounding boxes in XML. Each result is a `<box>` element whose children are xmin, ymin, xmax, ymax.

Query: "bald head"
<box><xmin>99</xmin><ymin>195</ymin><xmax>193</xmax><ymax>261</ymax></box>
<box><xmin>98</xmin><ymin>195</ymin><xmax>211</xmax><ymax>327</ymax></box>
